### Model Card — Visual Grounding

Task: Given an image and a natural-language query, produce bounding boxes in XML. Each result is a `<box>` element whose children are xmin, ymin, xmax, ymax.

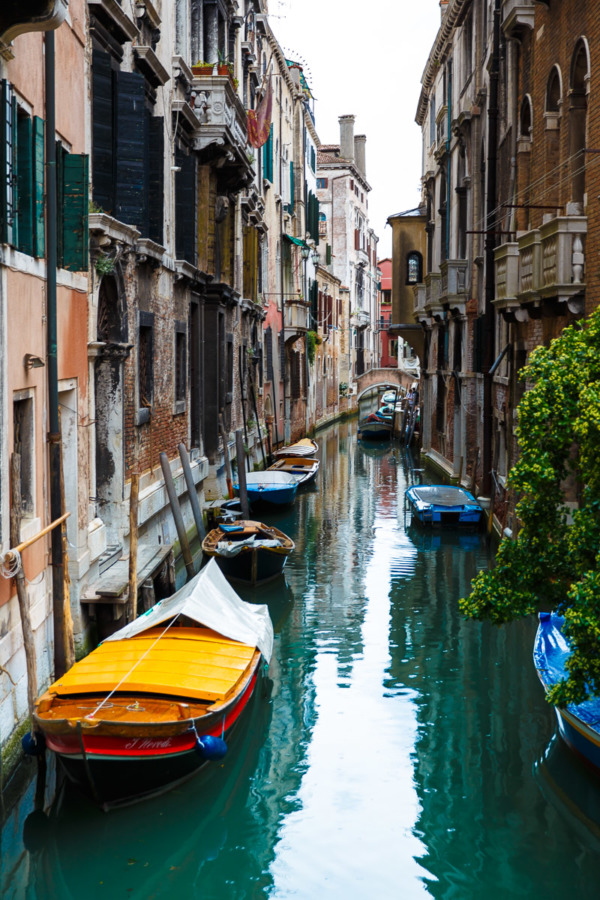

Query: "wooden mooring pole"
<box><xmin>10</xmin><ymin>453</ymin><xmax>38</xmax><ymax>724</ymax></box>
<box><xmin>128</xmin><ymin>472</ymin><xmax>140</xmax><ymax>620</ymax></box>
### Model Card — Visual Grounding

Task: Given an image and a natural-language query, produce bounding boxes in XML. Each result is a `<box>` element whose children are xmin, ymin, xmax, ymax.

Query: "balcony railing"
<box><xmin>440</xmin><ymin>259</ymin><xmax>468</xmax><ymax>314</ymax></box>
<box><xmin>413</xmin><ymin>283</ymin><xmax>427</xmax><ymax>317</ymax></box>
<box><xmin>191</xmin><ymin>74</ymin><xmax>253</xmax><ymax>191</ymax></box>
<box><xmin>494</xmin><ymin>216</ymin><xmax>587</xmax><ymax>319</ymax></box>
<box><xmin>284</xmin><ymin>297</ymin><xmax>310</xmax><ymax>342</ymax></box>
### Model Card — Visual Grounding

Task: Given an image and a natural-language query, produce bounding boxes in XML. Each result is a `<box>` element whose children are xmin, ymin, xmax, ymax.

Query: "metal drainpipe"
<box><xmin>482</xmin><ymin>0</ymin><xmax>501</xmax><ymax>498</ymax></box>
<box><xmin>446</xmin><ymin>61</ymin><xmax>452</xmax><ymax>261</ymax></box>
<box><xmin>45</xmin><ymin>31</ymin><xmax>66</xmax><ymax>678</ymax></box>
<box><xmin>278</xmin><ymin>77</ymin><xmax>289</xmax><ymax>443</ymax></box>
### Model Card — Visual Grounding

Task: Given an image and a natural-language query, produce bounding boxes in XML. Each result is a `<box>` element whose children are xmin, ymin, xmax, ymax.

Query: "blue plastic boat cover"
<box><xmin>409</xmin><ymin>485</ymin><xmax>480</xmax><ymax>508</ymax></box>
<box><xmin>534</xmin><ymin>612</ymin><xmax>600</xmax><ymax>728</ymax></box>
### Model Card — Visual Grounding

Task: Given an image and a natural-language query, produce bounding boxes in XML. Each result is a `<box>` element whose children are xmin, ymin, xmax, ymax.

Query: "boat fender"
<box><xmin>21</xmin><ymin>731</ymin><xmax>46</xmax><ymax>757</ymax></box>
<box><xmin>195</xmin><ymin>735</ymin><xmax>228</xmax><ymax>760</ymax></box>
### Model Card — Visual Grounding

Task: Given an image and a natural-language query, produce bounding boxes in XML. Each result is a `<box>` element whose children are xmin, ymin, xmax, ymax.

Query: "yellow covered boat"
<box><xmin>33</xmin><ymin>560</ymin><xmax>273</xmax><ymax>809</ymax></box>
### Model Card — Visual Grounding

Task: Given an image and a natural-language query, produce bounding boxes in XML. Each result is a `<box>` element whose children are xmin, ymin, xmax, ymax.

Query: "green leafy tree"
<box><xmin>460</xmin><ymin>309</ymin><xmax>600</xmax><ymax>706</ymax></box>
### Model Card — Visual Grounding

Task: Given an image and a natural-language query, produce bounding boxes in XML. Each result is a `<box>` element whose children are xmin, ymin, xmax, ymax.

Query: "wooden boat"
<box><xmin>534</xmin><ymin>612</ymin><xmax>600</xmax><ymax>774</ymax></box>
<box><xmin>272</xmin><ymin>438</ymin><xmax>318</xmax><ymax>459</ymax></box>
<box><xmin>358</xmin><ymin>413</ymin><xmax>392</xmax><ymax>441</ymax></box>
<box><xmin>405</xmin><ymin>484</ymin><xmax>483</xmax><ymax>526</ymax></box>
<box><xmin>32</xmin><ymin>560</ymin><xmax>273</xmax><ymax>810</ymax></box>
<box><xmin>202</xmin><ymin>520</ymin><xmax>295</xmax><ymax>585</ymax></box>
<box><xmin>236</xmin><ymin>470</ymin><xmax>299</xmax><ymax>506</ymax></box>
<box><xmin>267</xmin><ymin>456</ymin><xmax>320</xmax><ymax>485</ymax></box>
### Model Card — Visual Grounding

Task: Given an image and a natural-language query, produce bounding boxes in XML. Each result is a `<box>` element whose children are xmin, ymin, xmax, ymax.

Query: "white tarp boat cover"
<box><xmin>104</xmin><ymin>559</ymin><xmax>274</xmax><ymax>662</ymax></box>
<box><xmin>216</xmin><ymin>536</ymin><xmax>282</xmax><ymax>557</ymax></box>
<box><xmin>244</xmin><ymin>471</ymin><xmax>298</xmax><ymax>487</ymax></box>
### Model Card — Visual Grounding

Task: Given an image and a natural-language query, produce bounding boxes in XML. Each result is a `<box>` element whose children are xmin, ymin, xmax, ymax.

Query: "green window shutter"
<box><xmin>326</xmin><ymin>243</ymin><xmax>332</xmax><ymax>265</ymax></box>
<box><xmin>262</xmin><ymin>124</ymin><xmax>273</xmax><ymax>183</ymax></box>
<box><xmin>33</xmin><ymin>117</ymin><xmax>45</xmax><ymax>258</ymax></box>
<box><xmin>16</xmin><ymin>113</ymin><xmax>33</xmax><ymax>255</ymax></box>
<box><xmin>62</xmin><ymin>153</ymin><xmax>89</xmax><ymax>271</ymax></box>
<box><xmin>0</xmin><ymin>80</ymin><xmax>12</xmax><ymax>244</ymax></box>
<box><xmin>56</xmin><ymin>143</ymin><xmax>65</xmax><ymax>267</ymax></box>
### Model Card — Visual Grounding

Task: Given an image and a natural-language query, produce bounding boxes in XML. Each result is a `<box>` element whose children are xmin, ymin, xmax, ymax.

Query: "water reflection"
<box><xmin>5</xmin><ymin>419</ymin><xmax>600</xmax><ymax>899</ymax></box>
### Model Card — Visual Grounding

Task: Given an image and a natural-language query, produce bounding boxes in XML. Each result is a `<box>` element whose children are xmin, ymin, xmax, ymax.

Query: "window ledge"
<box><xmin>173</xmin><ymin>400</ymin><xmax>186</xmax><ymax>416</ymax></box>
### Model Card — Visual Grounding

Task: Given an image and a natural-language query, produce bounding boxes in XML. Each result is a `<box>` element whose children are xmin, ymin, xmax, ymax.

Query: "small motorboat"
<box><xmin>358</xmin><ymin>413</ymin><xmax>392</xmax><ymax>441</ymax></box>
<box><xmin>236</xmin><ymin>470</ymin><xmax>299</xmax><ymax>506</ymax></box>
<box><xmin>272</xmin><ymin>438</ymin><xmax>318</xmax><ymax>459</ymax></box>
<box><xmin>375</xmin><ymin>403</ymin><xmax>404</xmax><ymax>421</ymax></box>
<box><xmin>405</xmin><ymin>484</ymin><xmax>483</xmax><ymax>526</ymax></box>
<box><xmin>267</xmin><ymin>456</ymin><xmax>320</xmax><ymax>485</ymax></box>
<box><xmin>32</xmin><ymin>560</ymin><xmax>273</xmax><ymax>810</ymax></box>
<box><xmin>202</xmin><ymin>520</ymin><xmax>295</xmax><ymax>585</ymax></box>
<box><xmin>534</xmin><ymin>612</ymin><xmax>600</xmax><ymax>774</ymax></box>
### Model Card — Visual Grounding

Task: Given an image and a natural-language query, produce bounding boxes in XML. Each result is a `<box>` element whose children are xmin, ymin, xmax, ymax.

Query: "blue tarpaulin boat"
<box><xmin>235</xmin><ymin>471</ymin><xmax>299</xmax><ymax>507</ymax></box>
<box><xmin>405</xmin><ymin>484</ymin><xmax>483</xmax><ymax>526</ymax></box>
<box><xmin>534</xmin><ymin>612</ymin><xmax>600</xmax><ymax>773</ymax></box>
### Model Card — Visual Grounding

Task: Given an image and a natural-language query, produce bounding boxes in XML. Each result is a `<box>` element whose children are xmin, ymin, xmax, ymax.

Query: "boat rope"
<box><xmin>0</xmin><ymin>549</ymin><xmax>21</xmax><ymax>579</ymax></box>
<box><xmin>87</xmin><ymin>614</ymin><xmax>182</xmax><ymax>719</ymax></box>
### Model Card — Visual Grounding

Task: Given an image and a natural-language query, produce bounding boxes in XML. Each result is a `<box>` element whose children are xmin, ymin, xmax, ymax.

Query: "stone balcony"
<box><xmin>440</xmin><ymin>259</ymin><xmax>468</xmax><ymax>315</ymax></box>
<box><xmin>284</xmin><ymin>297</ymin><xmax>310</xmax><ymax>343</ymax></box>
<box><xmin>190</xmin><ymin>74</ymin><xmax>254</xmax><ymax>191</ymax></box>
<box><xmin>423</xmin><ymin>272</ymin><xmax>443</xmax><ymax>320</ymax></box>
<box><xmin>494</xmin><ymin>215</ymin><xmax>587</xmax><ymax>319</ymax></box>
<box><xmin>501</xmin><ymin>0</ymin><xmax>535</xmax><ymax>40</ymax></box>
<box><xmin>413</xmin><ymin>283</ymin><xmax>427</xmax><ymax>319</ymax></box>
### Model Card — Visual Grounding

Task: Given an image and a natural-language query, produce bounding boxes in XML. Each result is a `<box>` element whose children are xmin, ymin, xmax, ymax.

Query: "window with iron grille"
<box><xmin>137</xmin><ymin>312</ymin><xmax>154</xmax><ymax>424</ymax></box>
<box><xmin>174</xmin><ymin>320</ymin><xmax>187</xmax><ymax>413</ymax></box>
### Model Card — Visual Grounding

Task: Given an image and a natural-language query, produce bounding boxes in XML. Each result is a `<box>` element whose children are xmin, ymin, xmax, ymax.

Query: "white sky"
<box><xmin>272</xmin><ymin>0</ymin><xmax>442</xmax><ymax>258</ymax></box>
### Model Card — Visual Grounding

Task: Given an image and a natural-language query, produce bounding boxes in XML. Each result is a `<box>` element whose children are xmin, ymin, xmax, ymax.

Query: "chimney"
<box><xmin>440</xmin><ymin>0</ymin><xmax>449</xmax><ymax>18</ymax></box>
<box><xmin>339</xmin><ymin>115</ymin><xmax>355</xmax><ymax>162</ymax></box>
<box><xmin>354</xmin><ymin>134</ymin><xmax>366</xmax><ymax>178</ymax></box>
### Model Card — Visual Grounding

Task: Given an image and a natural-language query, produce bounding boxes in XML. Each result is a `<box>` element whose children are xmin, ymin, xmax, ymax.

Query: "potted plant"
<box><xmin>217</xmin><ymin>50</ymin><xmax>234</xmax><ymax>78</ymax></box>
<box><xmin>192</xmin><ymin>60</ymin><xmax>214</xmax><ymax>76</ymax></box>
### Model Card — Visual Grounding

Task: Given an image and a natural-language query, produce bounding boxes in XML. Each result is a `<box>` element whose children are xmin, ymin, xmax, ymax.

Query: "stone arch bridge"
<box><xmin>356</xmin><ymin>368</ymin><xmax>415</xmax><ymax>402</ymax></box>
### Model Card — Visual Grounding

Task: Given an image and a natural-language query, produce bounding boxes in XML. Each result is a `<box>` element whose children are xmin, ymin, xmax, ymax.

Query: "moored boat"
<box><xmin>33</xmin><ymin>560</ymin><xmax>273</xmax><ymax>810</ymax></box>
<box><xmin>236</xmin><ymin>470</ymin><xmax>299</xmax><ymax>506</ymax></box>
<box><xmin>534</xmin><ymin>612</ymin><xmax>600</xmax><ymax>773</ymax></box>
<box><xmin>272</xmin><ymin>438</ymin><xmax>318</xmax><ymax>459</ymax></box>
<box><xmin>267</xmin><ymin>456</ymin><xmax>320</xmax><ymax>485</ymax></box>
<box><xmin>358</xmin><ymin>413</ymin><xmax>392</xmax><ymax>441</ymax></box>
<box><xmin>405</xmin><ymin>484</ymin><xmax>483</xmax><ymax>526</ymax></box>
<box><xmin>202</xmin><ymin>520</ymin><xmax>295</xmax><ymax>585</ymax></box>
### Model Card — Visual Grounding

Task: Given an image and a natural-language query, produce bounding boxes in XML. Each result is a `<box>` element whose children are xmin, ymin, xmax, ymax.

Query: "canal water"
<box><xmin>3</xmin><ymin>418</ymin><xmax>600</xmax><ymax>899</ymax></box>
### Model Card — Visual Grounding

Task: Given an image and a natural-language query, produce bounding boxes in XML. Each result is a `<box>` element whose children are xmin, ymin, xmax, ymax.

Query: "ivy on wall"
<box><xmin>460</xmin><ymin>308</ymin><xmax>600</xmax><ymax>706</ymax></box>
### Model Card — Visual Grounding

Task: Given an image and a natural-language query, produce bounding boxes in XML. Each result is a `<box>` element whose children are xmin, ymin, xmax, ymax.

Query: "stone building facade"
<box><xmin>406</xmin><ymin>0</ymin><xmax>599</xmax><ymax>534</ymax></box>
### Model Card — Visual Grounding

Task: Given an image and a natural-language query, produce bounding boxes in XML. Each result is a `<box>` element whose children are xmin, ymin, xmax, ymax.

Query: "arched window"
<box><xmin>406</xmin><ymin>251</ymin><xmax>423</xmax><ymax>285</ymax></box>
<box><xmin>569</xmin><ymin>39</ymin><xmax>590</xmax><ymax>210</ymax></box>
<box><xmin>546</xmin><ymin>66</ymin><xmax>562</xmax><ymax>113</ymax></box>
<box><xmin>519</xmin><ymin>95</ymin><xmax>533</xmax><ymax>141</ymax></box>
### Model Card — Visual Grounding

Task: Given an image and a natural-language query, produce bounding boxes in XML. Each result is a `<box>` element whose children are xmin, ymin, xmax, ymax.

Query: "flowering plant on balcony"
<box><xmin>192</xmin><ymin>61</ymin><xmax>215</xmax><ymax>75</ymax></box>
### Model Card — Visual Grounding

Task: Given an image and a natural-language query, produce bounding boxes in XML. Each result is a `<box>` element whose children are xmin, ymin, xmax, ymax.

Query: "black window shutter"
<box><xmin>92</xmin><ymin>49</ymin><xmax>114</xmax><ymax>214</ymax></box>
<box><xmin>279</xmin><ymin>329</ymin><xmax>286</xmax><ymax>378</ymax></box>
<box><xmin>265</xmin><ymin>326</ymin><xmax>273</xmax><ymax>382</ymax></box>
<box><xmin>115</xmin><ymin>70</ymin><xmax>147</xmax><ymax>231</ymax></box>
<box><xmin>175</xmin><ymin>147</ymin><xmax>196</xmax><ymax>264</ymax></box>
<box><xmin>148</xmin><ymin>113</ymin><xmax>164</xmax><ymax>246</ymax></box>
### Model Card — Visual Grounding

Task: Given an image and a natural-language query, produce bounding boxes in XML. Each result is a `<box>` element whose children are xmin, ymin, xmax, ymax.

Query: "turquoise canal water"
<box><xmin>4</xmin><ymin>419</ymin><xmax>600</xmax><ymax>899</ymax></box>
